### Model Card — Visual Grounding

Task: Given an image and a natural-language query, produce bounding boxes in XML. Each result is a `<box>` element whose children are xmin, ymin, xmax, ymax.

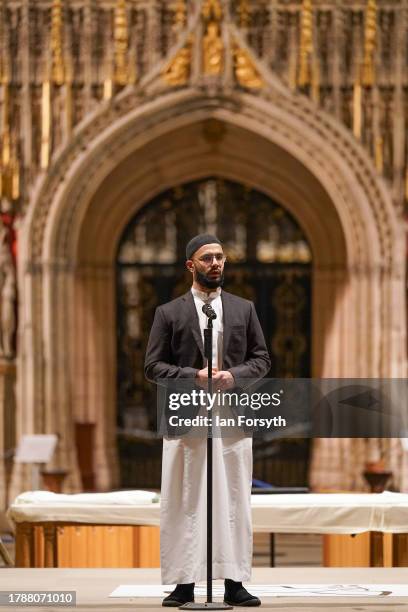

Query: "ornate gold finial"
<box><xmin>0</xmin><ymin>149</ymin><xmax>20</xmax><ymax>201</ymax></box>
<box><xmin>0</xmin><ymin>82</ymin><xmax>20</xmax><ymax>201</ymax></box>
<box><xmin>362</xmin><ymin>0</ymin><xmax>377</xmax><ymax>87</ymax></box>
<box><xmin>1</xmin><ymin>78</ymin><xmax>10</xmax><ymax>164</ymax></box>
<box><xmin>163</xmin><ymin>40</ymin><xmax>192</xmax><ymax>86</ymax></box>
<box><xmin>50</xmin><ymin>0</ymin><xmax>65</xmax><ymax>86</ymax></box>
<box><xmin>374</xmin><ymin>135</ymin><xmax>383</xmax><ymax>172</ymax></box>
<box><xmin>0</xmin><ymin>82</ymin><xmax>10</xmax><ymax>195</ymax></box>
<box><xmin>171</xmin><ymin>0</ymin><xmax>187</xmax><ymax>28</ymax></box>
<box><xmin>103</xmin><ymin>43</ymin><xmax>114</xmax><ymax>100</ymax></box>
<box><xmin>41</xmin><ymin>79</ymin><xmax>51</xmax><ymax>169</ymax></box>
<box><xmin>298</xmin><ymin>0</ymin><xmax>313</xmax><ymax>87</ymax></box>
<box><xmin>353</xmin><ymin>75</ymin><xmax>362</xmax><ymax>139</ymax></box>
<box><xmin>202</xmin><ymin>0</ymin><xmax>222</xmax><ymax>22</ymax></box>
<box><xmin>114</xmin><ymin>0</ymin><xmax>132</xmax><ymax>86</ymax></box>
<box><xmin>237</xmin><ymin>0</ymin><xmax>250</xmax><ymax>27</ymax></box>
<box><xmin>234</xmin><ymin>43</ymin><xmax>263</xmax><ymax>89</ymax></box>
<box><xmin>0</xmin><ymin>22</ymin><xmax>18</xmax><ymax>202</ymax></box>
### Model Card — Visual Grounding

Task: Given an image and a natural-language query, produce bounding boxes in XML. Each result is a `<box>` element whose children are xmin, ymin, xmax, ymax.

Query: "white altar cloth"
<box><xmin>8</xmin><ymin>491</ymin><xmax>408</xmax><ymax>534</ymax></box>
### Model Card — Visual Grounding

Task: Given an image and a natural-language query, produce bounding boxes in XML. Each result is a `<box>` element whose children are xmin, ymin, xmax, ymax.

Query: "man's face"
<box><xmin>187</xmin><ymin>243</ymin><xmax>226</xmax><ymax>289</ymax></box>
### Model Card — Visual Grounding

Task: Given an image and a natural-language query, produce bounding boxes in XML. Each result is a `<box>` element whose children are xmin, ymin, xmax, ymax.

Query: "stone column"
<box><xmin>0</xmin><ymin>361</ymin><xmax>16</xmax><ymax>510</ymax></box>
<box><xmin>72</xmin><ymin>264</ymin><xmax>119</xmax><ymax>491</ymax></box>
<box><xmin>310</xmin><ymin>260</ymin><xmax>408</xmax><ymax>491</ymax></box>
<box><xmin>42</xmin><ymin>263</ymin><xmax>82</xmax><ymax>492</ymax></box>
<box><xmin>9</xmin><ymin>266</ymin><xmax>44</xmax><ymax>502</ymax></box>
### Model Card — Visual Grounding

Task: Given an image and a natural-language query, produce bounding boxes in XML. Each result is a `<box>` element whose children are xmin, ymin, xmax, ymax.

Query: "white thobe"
<box><xmin>160</xmin><ymin>287</ymin><xmax>253</xmax><ymax>584</ymax></box>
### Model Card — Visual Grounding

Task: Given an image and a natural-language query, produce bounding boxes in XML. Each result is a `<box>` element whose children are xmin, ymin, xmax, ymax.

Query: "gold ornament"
<box><xmin>41</xmin><ymin>80</ymin><xmax>51</xmax><ymax>169</ymax></box>
<box><xmin>234</xmin><ymin>45</ymin><xmax>263</xmax><ymax>89</ymax></box>
<box><xmin>114</xmin><ymin>0</ymin><xmax>131</xmax><ymax>86</ymax></box>
<box><xmin>163</xmin><ymin>41</ymin><xmax>192</xmax><ymax>86</ymax></box>
<box><xmin>0</xmin><ymin>75</ymin><xmax>19</xmax><ymax>201</ymax></box>
<box><xmin>353</xmin><ymin>78</ymin><xmax>362</xmax><ymax>140</ymax></box>
<box><xmin>375</xmin><ymin>136</ymin><xmax>383</xmax><ymax>172</ymax></box>
<box><xmin>202</xmin><ymin>0</ymin><xmax>222</xmax><ymax>22</ymax></box>
<box><xmin>362</xmin><ymin>0</ymin><xmax>377</xmax><ymax>87</ymax></box>
<box><xmin>298</xmin><ymin>0</ymin><xmax>313</xmax><ymax>87</ymax></box>
<box><xmin>203</xmin><ymin>21</ymin><xmax>223</xmax><ymax>76</ymax></box>
<box><xmin>50</xmin><ymin>0</ymin><xmax>65</xmax><ymax>86</ymax></box>
<box><xmin>171</xmin><ymin>0</ymin><xmax>187</xmax><ymax>28</ymax></box>
<box><xmin>237</xmin><ymin>0</ymin><xmax>250</xmax><ymax>27</ymax></box>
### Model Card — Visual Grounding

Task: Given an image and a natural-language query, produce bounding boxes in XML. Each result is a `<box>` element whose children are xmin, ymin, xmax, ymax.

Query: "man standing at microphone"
<box><xmin>145</xmin><ymin>234</ymin><xmax>270</xmax><ymax>607</ymax></box>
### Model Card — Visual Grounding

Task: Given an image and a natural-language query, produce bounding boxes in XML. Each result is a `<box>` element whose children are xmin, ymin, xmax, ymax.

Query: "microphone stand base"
<box><xmin>179</xmin><ymin>603</ymin><xmax>233</xmax><ymax>610</ymax></box>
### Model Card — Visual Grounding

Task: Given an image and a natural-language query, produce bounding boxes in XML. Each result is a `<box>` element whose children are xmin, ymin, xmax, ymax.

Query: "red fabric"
<box><xmin>0</xmin><ymin>213</ymin><xmax>17</xmax><ymax>263</ymax></box>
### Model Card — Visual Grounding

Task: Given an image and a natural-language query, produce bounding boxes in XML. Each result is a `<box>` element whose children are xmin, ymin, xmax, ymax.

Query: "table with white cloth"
<box><xmin>8</xmin><ymin>491</ymin><xmax>408</xmax><ymax>568</ymax></box>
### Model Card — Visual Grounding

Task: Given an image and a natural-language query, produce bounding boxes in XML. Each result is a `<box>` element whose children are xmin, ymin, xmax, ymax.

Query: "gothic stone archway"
<box><xmin>116</xmin><ymin>177</ymin><xmax>313</xmax><ymax>489</ymax></box>
<box><xmin>11</xmin><ymin>85</ymin><xmax>406</xmax><ymax>496</ymax></box>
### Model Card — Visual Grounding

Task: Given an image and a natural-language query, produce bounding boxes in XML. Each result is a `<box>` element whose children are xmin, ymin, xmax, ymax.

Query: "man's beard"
<box><xmin>196</xmin><ymin>269</ymin><xmax>225</xmax><ymax>289</ymax></box>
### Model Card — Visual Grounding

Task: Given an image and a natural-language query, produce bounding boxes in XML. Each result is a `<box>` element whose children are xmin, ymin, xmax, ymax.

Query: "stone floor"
<box><xmin>1</xmin><ymin>532</ymin><xmax>408</xmax><ymax>610</ymax></box>
<box><xmin>1</xmin><ymin>568</ymin><xmax>408</xmax><ymax>611</ymax></box>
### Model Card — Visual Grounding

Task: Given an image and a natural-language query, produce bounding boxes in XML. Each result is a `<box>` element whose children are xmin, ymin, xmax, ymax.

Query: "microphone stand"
<box><xmin>181</xmin><ymin>308</ymin><xmax>232</xmax><ymax>610</ymax></box>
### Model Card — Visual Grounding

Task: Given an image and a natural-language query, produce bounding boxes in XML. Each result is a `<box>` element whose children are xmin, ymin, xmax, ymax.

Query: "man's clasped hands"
<box><xmin>196</xmin><ymin>367</ymin><xmax>235</xmax><ymax>391</ymax></box>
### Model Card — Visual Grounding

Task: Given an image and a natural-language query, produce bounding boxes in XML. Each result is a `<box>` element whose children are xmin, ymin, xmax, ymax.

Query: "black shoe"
<box><xmin>224</xmin><ymin>579</ymin><xmax>261</xmax><ymax>607</ymax></box>
<box><xmin>162</xmin><ymin>583</ymin><xmax>195</xmax><ymax>607</ymax></box>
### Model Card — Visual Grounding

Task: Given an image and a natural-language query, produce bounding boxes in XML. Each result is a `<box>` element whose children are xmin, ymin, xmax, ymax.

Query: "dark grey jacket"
<box><xmin>144</xmin><ymin>290</ymin><xmax>271</xmax><ymax>382</ymax></box>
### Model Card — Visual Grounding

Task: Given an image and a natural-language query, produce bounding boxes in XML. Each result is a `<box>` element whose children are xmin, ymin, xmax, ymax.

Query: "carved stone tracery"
<box><xmin>0</xmin><ymin>0</ymin><xmax>405</xmax><ymax>499</ymax></box>
<box><xmin>0</xmin><ymin>0</ymin><xmax>407</xmax><ymax>213</ymax></box>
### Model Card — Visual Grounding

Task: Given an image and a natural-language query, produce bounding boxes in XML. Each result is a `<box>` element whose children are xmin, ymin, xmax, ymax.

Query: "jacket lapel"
<box><xmin>183</xmin><ymin>291</ymin><xmax>204</xmax><ymax>359</ymax></box>
<box><xmin>221</xmin><ymin>291</ymin><xmax>232</xmax><ymax>362</ymax></box>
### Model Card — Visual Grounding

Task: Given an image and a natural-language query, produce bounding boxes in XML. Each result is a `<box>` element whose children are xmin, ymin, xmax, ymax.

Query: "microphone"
<box><xmin>202</xmin><ymin>303</ymin><xmax>217</xmax><ymax>320</ymax></box>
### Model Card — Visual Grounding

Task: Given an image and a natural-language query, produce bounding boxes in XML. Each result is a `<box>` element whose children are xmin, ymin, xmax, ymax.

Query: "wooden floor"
<box><xmin>1</xmin><ymin>567</ymin><xmax>408</xmax><ymax>611</ymax></box>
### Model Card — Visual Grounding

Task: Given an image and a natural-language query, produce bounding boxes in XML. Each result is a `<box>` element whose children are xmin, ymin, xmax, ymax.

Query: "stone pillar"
<box><xmin>9</xmin><ymin>267</ymin><xmax>44</xmax><ymax>501</ymax></box>
<box><xmin>72</xmin><ymin>264</ymin><xmax>119</xmax><ymax>491</ymax></box>
<box><xmin>310</xmin><ymin>261</ymin><xmax>408</xmax><ymax>491</ymax></box>
<box><xmin>10</xmin><ymin>262</ymin><xmax>82</xmax><ymax>500</ymax></box>
<box><xmin>0</xmin><ymin>361</ymin><xmax>16</xmax><ymax>510</ymax></box>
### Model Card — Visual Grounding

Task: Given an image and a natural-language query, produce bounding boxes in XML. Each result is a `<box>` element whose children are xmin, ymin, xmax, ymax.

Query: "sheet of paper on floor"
<box><xmin>110</xmin><ymin>584</ymin><xmax>408</xmax><ymax>598</ymax></box>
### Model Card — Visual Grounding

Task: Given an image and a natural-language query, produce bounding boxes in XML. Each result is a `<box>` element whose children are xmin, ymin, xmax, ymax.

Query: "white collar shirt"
<box><xmin>191</xmin><ymin>286</ymin><xmax>223</xmax><ymax>370</ymax></box>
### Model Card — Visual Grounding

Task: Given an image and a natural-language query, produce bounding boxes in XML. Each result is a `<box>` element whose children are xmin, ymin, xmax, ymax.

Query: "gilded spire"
<box><xmin>40</xmin><ymin>79</ymin><xmax>51</xmax><ymax>169</ymax></box>
<box><xmin>237</xmin><ymin>0</ymin><xmax>250</xmax><ymax>27</ymax></box>
<box><xmin>1</xmin><ymin>82</ymin><xmax>10</xmax><ymax>167</ymax></box>
<box><xmin>202</xmin><ymin>0</ymin><xmax>222</xmax><ymax>22</ymax></box>
<box><xmin>50</xmin><ymin>0</ymin><xmax>65</xmax><ymax>86</ymax></box>
<box><xmin>0</xmin><ymin>4</ymin><xmax>18</xmax><ymax>202</ymax></box>
<box><xmin>0</xmin><ymin>82</ymin><xmax>19</xmax><ymax>201</ymax></box>
<box><xmin>353</xmin><ymin>76</ymin><xmax>362</xmax><ymax>139</ymax></box>
<box><xmin>362</xmin><ymin>0</ymin><xmax>377</xmax><ymax>86</ymax></box>
<box><xmin>114</xmin><ymin>0</ymin><xmax>131</xmax><ymax>86</ymax></box>
<box><xmin>171</xmin><ymin>0</ymin><xmax>187</xmax><ymax>28</ymax></box>
<box><xmin>202</xmin><ymin>0</ymin><xmax>223</xmax><ymax>76</ymax></box>
<box><xmin>298</xmin><ymin>0</ymin><xmax>313</xmax><ymax>87</ymax></box>
<box><xmin>374</xmin><ymin>136</ymin><xmax>383</xmax><ymax>172</ymax></box>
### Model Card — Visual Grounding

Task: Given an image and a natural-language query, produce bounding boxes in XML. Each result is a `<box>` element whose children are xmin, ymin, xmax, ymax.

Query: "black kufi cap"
<box><xmin>186</xmin><ymin>234</ymin><xmax>222</xmax><ymax>260</ymax></box>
